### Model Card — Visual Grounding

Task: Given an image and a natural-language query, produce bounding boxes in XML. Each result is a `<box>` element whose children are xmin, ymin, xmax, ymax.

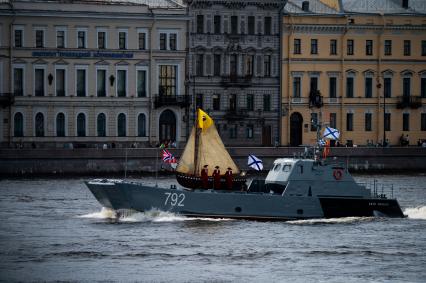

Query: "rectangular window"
<box><xmin>98</xmin><ymin>31</ymin><xmax>106</xmax><ymax>49</ymax></box>
<box><xmin>245</xmin><ymin>55</ymin><xmax>254</xmax><ymax>76</ymax></box>
<box><xmin>35</xmin><ymin>30</ymin><xmax>44</xmax><ymax>48</ymax></box>
<box><xmin>310</xmin><ymin>77</ymin><xmax>318</xmax><ymax>92</ymax></box>
<box><xmin>246</xmin><ymin>125</ymin><xmax>254</xmax><ymax>139</ymax></box>
<box><xmin>137</xmin><ymin>70</ymin><xmax>147</xmax><ymax>97</ymax></box>
<box><xmin>346</xmin><ymin>77</ymin><xmax>354</xmax><ymax>98</ymax></box>
<box><xmin>346</xmin><ymin>113</ymin><xmax>353</xmax><ymax>131</ymax></box>
<box><xmin>34</xmin><ymin>69</ymin><xmax>44</xmax><ymax>96</ymax></box>
<box><xmin>311</xmin><ymin>39</ymin><xmax>318</xmax><ymax>54</ymax></box>
<box><xmin>214</xmin><ymin>15</ymin><xmax>221</xmax><ymax>34</ymax></box>
<box><xmin>404</xmin><ymin>40</ymin><xmax>411</xmax><ymax>56</ymax></box>
<box><xmin>229</xmin><ymin>94</ymin><xmax>236</xmax><ymax>111</ymax></box>
<box><xmin>76</xmin><ymin>69</ymin><xmax>86</xmax><ymax>97</ymax></box>
<box><xmin>366</xmin><ymin>40</ymin><xmax>373</xmax><ymax>55</ymax></box>
<box><xmin>97</xmin><ymin>69</ymin><xmax>106</xmax><ymax>97</ymax></box>
<box><xmin>119</xmin><ymin>32</ymin><xmax>126</xmax><ymax>49</ymax></box>
<box><xmin>158</xmin><ymin>65</ymin><xmax>177</xmax><ymax>96</ymax></box>
<box><xmin>56</xmin><ymin>69</ymin><xmax>65</xmax><ymax>97</ymax></box>
<box><xmin>329</xmin><ymin>77</ymin><xmax>337</xmax><ymax>98</ymax></box>
<box><xmin>421</xmin><ymin>113</ymin><xmax>426</xmax><ymax>131</ymax></box>
<box><xmin>403</xmin><ymin>77</ymin><xmax>411</xmax><ymax>97</ymax></box>
<box><xmin>212</xmin><ymin>94</ymin><xmax>220</xmax><ymax>110</ymax></box>
<box><xmin>14</xmin><ymin>29</ymin><xmax>23</xmax><ymax>47</ymax></box>
<box><xmin>197</xmin><ymin>15</ymin><xmax>204</xmax><ymax>33</ymax></box>
<box><xmin>230</xmin><ymin>54</ymin><xmax>237</xmax><ymax>77</ymax></box>
<box><xmin>310</xmin><ymin>113</ymin><xmax>318</xmax><ymax>131</ymax></box>
<box><xmin>293</xmin><ymin>77</ymin><xmax>301</xmax><ymax>98</ymax></box>
<box><xmin>365</xmin><ymin>113</ymin><xmax>372</xmax><ymax>131</ymax></box>
<box><xmin>365</xmin><ymin>77</ymin><xmax>373</xmax><ymax>98</ymax></box>
<box><xmin>160</xmin><ymin>33</ymin><xmax>166</xmax><ymax>50</ymax></box>
<box><xmin>138</xmin><ymin>32</ymin><xmax>146</xmax><ymax>50</ymax></box>
<box><xmin>196</xmin><ymin>93</ymin><xmax>203</xmax><ymax>109</ymax></box>
<box><xmin>294</xmin><ymin>39</ymin><xmax>301</xmax><ymax>54</ymax></box>
<box><xmin>263</xmin><ymin>94</ymin><xmax>271</xmax><ymax>111</ymax></box>
<box><xmin>384</xmin><ymin>113</ymin><xmax>391</xmax><ymax>131</ymax></box>
<box><xmin>247</xmin><ymin>94</ymin><xmax>254</xmax><ymax>111</ymax></box>
<box><xmin>403</xmin><ymin>113</ymin><xmax>410</xmax><ymax>131</ymax></box>
<box><xmin>422</xmin><ymin>40</ymin><xmax>426</xmax><ymax>56</ymax></box>
<box><xmin>213</xmin><ymin>54</ymin><xmax>221</xmax><ymax>76</ymax></box>
<box><xmin>77</xmin><ymin>31</ymin><xmax>86</xmax><ymax>48</ymax></box>
<box><xmin>347</xmin><ymin>39</ymin><xmax>354</xmax><ymax>55</ymax></box>
<box><xmin>264</xmin><ymin>55</ymin><xmax>271</xmax><ymax>77</ymax></box>
<box><xmin>384</xmin><ymin>77</ymin><xmax>392</xmax><ymax>98</ymax></box>
<box><xmin>229</xmin><ymin>125</ymin><xmax>237</xmax><ymax>139</ymax></box>
<box><xmin>169</xmin><ymin>33</ymin><xmax>177</xmax><ymax>50</ymax></box>
<box><xmin>231</xmin><ymin>16</ymin><xmax>238</xmax><ymax>34</ymax></box>
<box><xmin>196</xmin><ymin>54</ymin><xmax>204</xmax><ymax>76</ymax></box>
<box><xmin>421</xmin><ymin>77</ymin><xmax>426</xmax><ymax>98</ymax></box>
<box><xmin>248</xmin><ymin>16</ymin><xmax>255</xmax><ymax>35</ymax></box>
<box><xmin>117</xmin><ymin>70</ymin><xmax>127</xmax><ymax>97</ymax></box>
<box><xmin>330</xmin><ymin>113</ymin><xmax>337</xmax><ymax>129</ymax></box>
<box><xmin>13</xmin><ymin>68</ymin><xmax>23</xmax><ymax>96</ymax></box>
<box><xmin>57</xmin><ymin>30</ymin><xmax>65</xmax><ymax>48</ymax></box>
<box><xmin>330</xmin><ymin>39</ymin><xmax>337</xmax><ymax>55</ymax></box>
<box><xmin>384</xmin><ymin>40</ymin><xmax>392</xmax><ymax>55</ymax></box>
<box><xmin>264</xmin><ymin>17</ymin><xmax>271</xmax><ymax>35</ymax></box>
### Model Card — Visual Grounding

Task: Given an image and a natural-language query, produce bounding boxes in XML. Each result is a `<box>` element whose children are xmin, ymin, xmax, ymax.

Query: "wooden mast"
<box><xmin>193</xmin><ymin>109</ymin><xmax>200</xmax><ymax>176</ymax></box>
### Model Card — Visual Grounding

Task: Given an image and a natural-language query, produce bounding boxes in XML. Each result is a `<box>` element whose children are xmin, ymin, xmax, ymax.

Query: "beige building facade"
<box><xmin>0</xmin><ymin>0</ymin><xmax>188</xmax><ymax>148</ymax></box>
<box><xmin>281</xmin><ymin>0</ymin><xmax>426</xmax><ymax>146</ymax></box>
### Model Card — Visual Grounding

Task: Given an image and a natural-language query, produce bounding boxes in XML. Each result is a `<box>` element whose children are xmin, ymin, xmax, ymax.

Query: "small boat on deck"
<box><xmin>85</xmin><ymin>109</ymin><xmax>405</xmax><ymax>220</ymax></box>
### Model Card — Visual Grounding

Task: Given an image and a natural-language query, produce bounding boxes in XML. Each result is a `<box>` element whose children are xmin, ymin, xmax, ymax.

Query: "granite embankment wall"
<box><xmin>1</xmin><ymin>147</ymin><xmax>426</xmax><ymax>176</ymax></box>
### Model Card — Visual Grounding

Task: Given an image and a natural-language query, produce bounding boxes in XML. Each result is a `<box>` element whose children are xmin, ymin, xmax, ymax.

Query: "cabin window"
<box><xmin>299</xmin><ymin>165</ymin><xmax>303</xmax><ymax>174</ymax></box>
<box><xmin>282</xmin><ymin>165</ymin><xmax>291</xmax><ymax>172</ymax></box>
<box><xmin>274</xmin><ymin>164</ymin><xmax>281</xmax><ymax>171</ymax></box>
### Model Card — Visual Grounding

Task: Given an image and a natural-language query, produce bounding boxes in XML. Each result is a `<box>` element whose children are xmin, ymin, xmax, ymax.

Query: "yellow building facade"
<box><xmin>281</xmin><ymin>0</ymin><xmax>426</xmax><ymax>146</ymax></box>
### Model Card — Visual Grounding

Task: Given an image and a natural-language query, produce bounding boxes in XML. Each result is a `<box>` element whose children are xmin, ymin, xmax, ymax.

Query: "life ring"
<box><xmin>333</xmin><ymin>169</ymin><xmax>343</xmax><ymax>180</ymax></box>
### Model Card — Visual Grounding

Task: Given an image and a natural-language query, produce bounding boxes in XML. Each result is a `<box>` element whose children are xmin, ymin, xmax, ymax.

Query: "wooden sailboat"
<box><xmin>176</xmin><ymin>109</ymin><xmax>246</xmax><ymax>189</ymax></box>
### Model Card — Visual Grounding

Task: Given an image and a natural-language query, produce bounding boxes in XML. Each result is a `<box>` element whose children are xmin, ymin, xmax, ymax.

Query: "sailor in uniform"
<box><xmin>201</xmin><ymin>165</ymin><xmax>209</xmax><ymax>189</ymax></box>
<box><xmin>224</xmin><ymin>167</ymin><xmax>233</xmax><ymax>190</ymax></box>
<box><xmin>212</xmin><ymin>166</ymin><xmax>221</xmax><ymax>189</ymax></box>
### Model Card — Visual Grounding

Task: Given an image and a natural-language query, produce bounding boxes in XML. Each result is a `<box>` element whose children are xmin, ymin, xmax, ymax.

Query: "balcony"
<box><xmin>154</xmin><ymin>95</ymin><xmax>190</xmax><ymax>109</ymax></box>
<box><xmin>224</xmin><ymin>108</ymin><xmax>248</xmax><ymax>121</ymax></box>
<box><xmin>221</xmin><ymin>75</ymin><xmax>252</xmax><ymax>88</ymax></box>
<box><xmin>396</xmin><ymin>96</ymin><xmax>422</xmax><ymax>109</ymax></box>
<box><xmin>0</xmin><ymin>93</ymin><xmax>14</xmax><ymax>107</ymax></box>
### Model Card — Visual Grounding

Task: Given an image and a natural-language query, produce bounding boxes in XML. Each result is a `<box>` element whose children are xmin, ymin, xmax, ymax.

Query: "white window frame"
<box><xmin>76</xmin><ymin>28</ymin><xmax>88</xmax><ymax>49</ymax></box>
<box><xmin>75</xmin><ymin>111</ymin><xmax>88</xmax><ymax>137</ymax></box>
<box><xmin>13</xmin><ymin>109</ymin><xmax>25</xmax><ymax>137</ymax></box>
<box><xmin>157</xmin><ymin>29</ymin><xmax>179</xmax><ymax>51</ymax></box>
<box><xmin>96</xmin><ymin>27</ymin><xmax>108</xmax><ymax>49</ymax></box>
<box><xmin>402</xmin><ymin>73</ymin><xmax>413</xmax><ymax>96</ymax></box>
<box><xmin>34</xmin><ymin>26</ymin><xmax>46</xmax><ymax>48</ymax></box>
<box><xmin>55</xmin><ymin>26</ymin><xmax>67</xmax><ymax>48</ymax></box>
<box><xmin>12</xmin><ymin>64</ymin><xmax>26</xmax><ymax>96</ymax></box>
<box><xmin>116</xmin><ymin>112</ymin><xmax>128</xmax><ymax>137</ymax></box>
<box><xmin>156</xmin><ymin>62</ymin><xmax>181</xmax><ymax>96</ymax></box>
<box><xmin>33</xmin><ymin>109</ymin><xmax>47</xmax><ymax>137</ymax></box>
<box><xmin>33</xmin><ymin>64</ymin><xmax>47</xmax><ymax>97</ymax></box>
<box><xmin>54</xmin><ymin>110</ymin><xmax>68</xmax><ymax>137</ymax></box>
<box><xmin>54</xmin><ymin>65</ymin><xmax>67</xmax><ymax>97</ymax></box>
<box><xmin>13</xmin><ymin>25</ymin><xmax>25</xmax><ymax>47</ymax></box>
<box><xmin>75</xmin><ymin>65</ymin><xmax>88</xmax><ymax>97</ymax></box>
<box><xmin>136</xmin><ymin>66</ymin><xmax>149</xmax><ymax>97</ymax></box>
<box><xmin>117</xmin><ymin>28</ymin><xmax>128</xmax><ymax>50</ymax></box>
<box><xmin>116</xmin><ymin>66</ymin><xmax>128</xmax><ymax>97</ymax></box>
<box><xmin>95</xmin><ymin>66</ymin><xmax>108</xmax><ymax>97</ymax></box>
<box><xmin>96</xmin><ymin>111</ymin><xmax>108</xmax><ymax>137</ymax></box>
<box><xmin>137</xmin><ymin>28</ymin><xmax>148</xmax><ymax>50</ymax></box>
<box><xmin>346</xmin><ymin>72</ymin><xmax>357</xmax><ymax>98</ymax></box>
<box><xmin>136</xmin><ymin>111</ymin><xmax>149</xmax><ymax>137</ymax></box>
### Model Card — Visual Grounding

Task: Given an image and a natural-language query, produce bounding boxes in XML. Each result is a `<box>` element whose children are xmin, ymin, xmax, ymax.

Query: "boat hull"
<box><xmin>85</xmin><ymin>180</ymin><xmax>405</xmax><ymax>220</ymax></box>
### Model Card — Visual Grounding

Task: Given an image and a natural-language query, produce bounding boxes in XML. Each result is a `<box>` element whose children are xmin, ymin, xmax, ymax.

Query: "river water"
<box><xmin>0</xmin><ymin>174</ymin><xmax>425</xmax><ymax>283</ymax></box>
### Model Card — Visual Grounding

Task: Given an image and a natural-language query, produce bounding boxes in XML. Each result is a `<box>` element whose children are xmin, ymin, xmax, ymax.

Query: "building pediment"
<box><xmin>32</xmin><ymin>58</ymin><xmax>48</xmax><ymax>65</ymax></box>
<box><xmin>363</xmin><ymin>69</ymin><xmax>375</xmax><ymax>76</ymax></box>
<box><xmin>135</xmin><ymin>60</ymin><xmax>149</xmax><ymax>66</ymax></box>
<box><xmin>400</xmin><ymin>69</ymin><xmax>414</xmax><ymax>76</ymax></box>
<box><xmin>381</xmin><ymin>69</ymin><xmax>395</xmax><ymax>76</ymax></box>
<box><xmin>53</xmin><ymin>59</ymin><xmax>69</xmax><ymax>65</ymax></box>
<box><xmin>345</xmin><ymin>69</ymin><xmax>358</xmax><ymax>75</ymax></box>
<box><xmin>115</xmin><ymin>60</ymin><xmax>129</xmax><ymax>66</ymax></box>
<box><xmin>12</xmin><ymin>58</ymin><xmax>26</xmax><ymax>64</ymax></box>
<box><xmin>95</xmin><ymin>60</ymin><xmax>109</xmax><ymax>66</ymax></box>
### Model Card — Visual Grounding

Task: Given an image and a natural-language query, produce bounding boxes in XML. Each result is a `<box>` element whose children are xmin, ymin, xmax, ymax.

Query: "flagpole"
<box><xmin>155</xmin><ymin>146</ymin><xmax>158</xmax><ymax>187</ymax></box>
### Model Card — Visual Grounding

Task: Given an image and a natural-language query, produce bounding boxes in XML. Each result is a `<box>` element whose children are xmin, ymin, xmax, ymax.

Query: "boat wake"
<box><xmin>404</xmin><ymin>206</ymin><xmax>426</xmax><ymax>220</ymax></box>
<box><xmin>80</xmin><ymin>208</ymin><xmax>233</xmax><ymax>223</ymax></box>
<box><xmin>287</xmin><ymin>217</ymin><xmax>374</xmax><ymax>225</ymax></box>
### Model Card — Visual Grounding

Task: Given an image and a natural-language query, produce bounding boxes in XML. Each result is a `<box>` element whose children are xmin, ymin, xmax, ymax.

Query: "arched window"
<box><xmin>138</xmin><ymin>113</ymin><xmax>146</xmax><ymax>137</ymax></box>
<box><xmin>56</xmin><ymin>113</ymin><xmax>65</xmax><ymax>137</ymax></box>
<box><xmin>77</xmin><ymin>113</ymin><xmax>86</xmax><ymax>137</ymax></box>
<box><xmin>14</xmin><ymin>112</ymin><xmax>24</xmax><ymax>137</ymax></box>
<box><xmin>97</xmin><ymin>113</ymin><xmax>106</xmax><ymax>137</ymax></box>
<box><xmin>117</xmin><ymin>113</ymin><xmax>126</xmax><ymax>137</ymax></box>
<box><xmin>35</xmin><ymin>112</ymin><xmax>44</xmax><ymax>137</ymax></box>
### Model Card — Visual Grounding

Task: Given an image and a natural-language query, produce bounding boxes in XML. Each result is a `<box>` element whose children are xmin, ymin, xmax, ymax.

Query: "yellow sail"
<box><xmin>176</xmin><ymin>121</ymin><xmax>240</xmax><ymax>176</ymax></box>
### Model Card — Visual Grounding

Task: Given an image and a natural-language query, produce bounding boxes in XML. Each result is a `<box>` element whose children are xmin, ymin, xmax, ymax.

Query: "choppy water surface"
<box><xmin>0</xmin><ymin>175</ymin><xmax>425</xmax><ymax>283</ymax></box>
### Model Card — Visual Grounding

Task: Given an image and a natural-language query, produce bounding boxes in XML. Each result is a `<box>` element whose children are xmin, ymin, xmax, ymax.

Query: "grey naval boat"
<box><xmin>85</xmin><ymin>109</ymin><xmax>405</xmax><ymax>220</ymax></box>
